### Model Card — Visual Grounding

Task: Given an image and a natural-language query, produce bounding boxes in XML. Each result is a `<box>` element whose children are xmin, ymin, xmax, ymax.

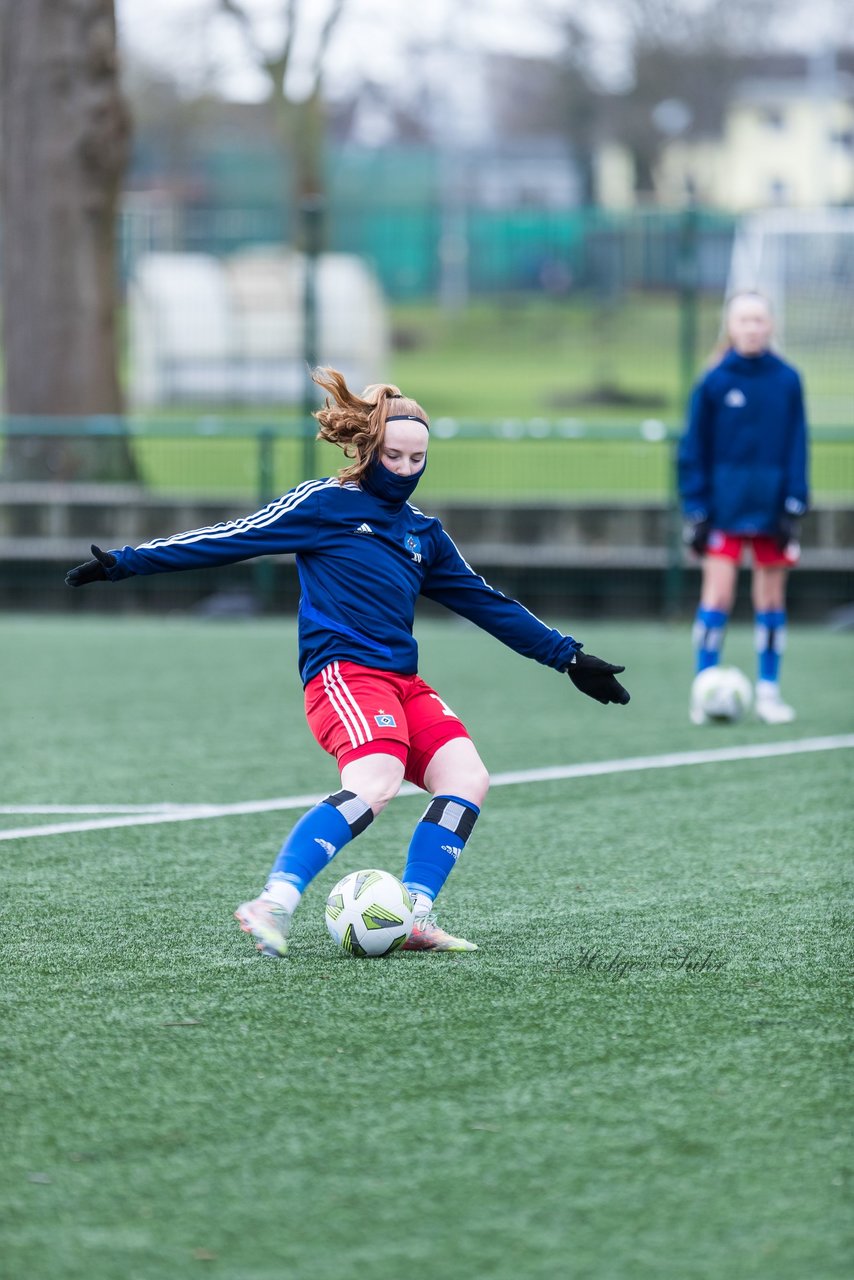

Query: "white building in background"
<box><xmin>129</xmin><ymin>249</ymin><xmax>388</xmax><ymax>407</ymax></box>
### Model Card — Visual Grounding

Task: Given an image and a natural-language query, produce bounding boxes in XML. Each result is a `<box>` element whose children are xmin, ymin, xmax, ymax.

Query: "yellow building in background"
<box><xmin>654</xmin><ymin>70</ymin><xmax>854</xmax><ymax>210</ymax></box>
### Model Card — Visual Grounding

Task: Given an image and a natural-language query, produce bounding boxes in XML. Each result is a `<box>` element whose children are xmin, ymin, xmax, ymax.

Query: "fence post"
<box><xmin>677</xmin><ymin>205</ymin><xmax>699</xmax><ymax>412</ymax></box>
<box><xmin>664</xmin><ymin>431</ymin><xmax>684</xmax><ymax>619</ymax></box>
<box><xmin>301</xmin><ymin>196</ymin><xmax>324</xmax><ymax>482</ymax></box>
<box><xmin>254</xmin><ymin>428</ymin><xmax>276</xmax><ymax>609</ymax></box>
<box><xmin>666</xmin><ymin>207</ymin><xmax>699</xmax><ymax>620</ymax></box>
<box><xmin>257</xmin><ymin>428</ymin><xmax>274</xmax><ymax>505</ymax></box>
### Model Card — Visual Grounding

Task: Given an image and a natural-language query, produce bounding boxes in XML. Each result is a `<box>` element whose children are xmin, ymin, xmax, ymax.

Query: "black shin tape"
<box><xmin>421</xmin><ymin>796</ymin><xmax>478</xmax><ymax>843</ymax></box>
<box><xmin>324</xmin><ymin>789</ymin><xmax>374</xmax><ymax>837</ymax></box>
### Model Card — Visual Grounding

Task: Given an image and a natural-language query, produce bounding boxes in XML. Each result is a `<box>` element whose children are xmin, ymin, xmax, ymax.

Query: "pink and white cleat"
<box><xmin>235</xmin><ymin>897</ymin><xmax>292</xmax><ymax>957</ymax></box>
<box><xmin>402</xmin><ymin>912</ymin><xmax>478</xmax><ymax>952</ymax></box>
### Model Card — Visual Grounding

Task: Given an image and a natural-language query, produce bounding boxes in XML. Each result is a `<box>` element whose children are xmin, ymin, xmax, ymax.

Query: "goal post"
<box><xmin>726</xmin><ymin>207</ymin><xmax>854</xmax><ymax>425</ymax></box>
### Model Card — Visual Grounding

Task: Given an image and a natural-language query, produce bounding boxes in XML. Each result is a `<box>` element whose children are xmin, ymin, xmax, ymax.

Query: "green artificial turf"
<box><xmin>1</xmin><ymin>617</ymin><xmax>852</xmax><ymax>1279</ymax></box>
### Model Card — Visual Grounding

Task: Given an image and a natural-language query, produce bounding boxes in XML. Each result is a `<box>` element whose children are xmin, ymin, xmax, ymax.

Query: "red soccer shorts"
<box><xmin>706</xmin><ymin>531</ymin><xmax>800</xmax><ymax>568</ymax></box>
<box><xmin>304</xmin><ymin>661</ymin><xmax>470</xmax><ymax>790</ymax></box>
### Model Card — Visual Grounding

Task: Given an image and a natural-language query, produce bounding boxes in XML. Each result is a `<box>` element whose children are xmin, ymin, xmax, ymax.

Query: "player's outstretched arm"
<box><xmin>567</xmin><ymin>651</ymin><xmax>630</xmax><ymax>705</ymax></box>
<box><xmin>63</xmin><ymin>481</ymin><xmax>325</xmax><ymax>586</ymax></box>
<box><xmin>65</xmin><ymin>545</ymin><xmax>117</xmax><ymax>588</ymax></box>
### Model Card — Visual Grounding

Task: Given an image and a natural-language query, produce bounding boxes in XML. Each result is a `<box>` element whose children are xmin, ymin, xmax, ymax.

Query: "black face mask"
<box><xmin>361</xmin><ymin>456</ymin><xmax>427</xmax><ymax>505</ymax></box>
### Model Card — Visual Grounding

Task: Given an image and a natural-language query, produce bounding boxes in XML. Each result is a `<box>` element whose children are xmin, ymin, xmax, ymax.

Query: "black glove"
<box><xmin>65</xmin><ymin>544</ymin><xmax>117</xmax><ymax>588</ymax></box>
<box><xmin>683</xmin><ymin>516</ymin><xmax>711</xmax><ymax>556</ymax></box>
<box><xmin>776</xmin><ymin>513</ymin><xmax>800</xmax><ymax>553</ymax></box>
<box><xmin>567</xmin><ymin>651</ymin><xmax>630</xmax><ymax>706</ymax></box>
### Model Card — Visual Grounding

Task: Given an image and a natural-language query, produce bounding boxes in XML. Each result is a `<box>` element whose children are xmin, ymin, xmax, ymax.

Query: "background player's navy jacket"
<box><xmin>104</xmin><ymin>473</ymin><xmax>580</xmax><ymax>685</ymax></box>
<box><xmin>678</xmin><ymin>349</ymin><xmax>809</xmax><ymax>534</ymax></box>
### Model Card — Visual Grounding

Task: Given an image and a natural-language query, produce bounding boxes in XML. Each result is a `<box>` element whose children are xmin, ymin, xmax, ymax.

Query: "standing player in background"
<box><xmin>66</xmin><ymin>368</ymin><xmax>630</xmax><ymax>958</ymax></box>
<box><xmin>679</xmin><ymin>292</ymin><xmax>809</xmax><ymax>724</ymax></box>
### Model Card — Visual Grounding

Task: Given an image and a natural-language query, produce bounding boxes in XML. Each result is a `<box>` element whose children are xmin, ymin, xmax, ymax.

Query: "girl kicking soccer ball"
<box><xmin>66</xmin><ymin>368</ymin><xmax>630</xmax><ymax>955</ymax></box>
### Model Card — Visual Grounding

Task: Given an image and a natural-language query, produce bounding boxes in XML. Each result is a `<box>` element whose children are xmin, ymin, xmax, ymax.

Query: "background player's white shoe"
<box><xmin>755</xmin><ymin>681</ymin><xmax>796</xmax><ymax>725</ymax></box>
<box><xmin>235</xmin><ymin>897</ymin><xmax>291</xmax><ymax>957</ymax></box>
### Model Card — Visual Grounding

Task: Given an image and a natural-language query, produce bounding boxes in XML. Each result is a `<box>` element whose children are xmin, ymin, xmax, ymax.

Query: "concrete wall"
<box><xmin>2</xmin><ymin>484</ymin><xmax>851</xmax><ymax>619</ymax></box>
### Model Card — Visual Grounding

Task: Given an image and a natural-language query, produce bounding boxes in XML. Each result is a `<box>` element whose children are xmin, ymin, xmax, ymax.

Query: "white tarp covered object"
<box><xmin>129</xmin><ymin>248</ymin><xmax>389</xmax><ymax>406</ymax></box>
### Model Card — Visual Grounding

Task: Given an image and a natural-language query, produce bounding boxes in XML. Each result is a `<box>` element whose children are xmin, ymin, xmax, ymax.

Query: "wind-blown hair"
<box><xmin>312</xmin><ymin>367</ymin><xmax>429</xmax><ymax>484</ymax></box>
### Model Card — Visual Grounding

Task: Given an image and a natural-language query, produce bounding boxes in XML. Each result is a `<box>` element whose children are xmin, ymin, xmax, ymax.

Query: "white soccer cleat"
<box><xmin>754</xmin><ymin>682</ymin><xmax>796</xmax><ymax>725</ymax></box>
<box><xmin>235</xmin><ymin>897</ymin><xmax>292</xmax><ymax>957</ymax></box>
<box><xmin>690</xmin><ymin>704</ymin><xmax>709</xmax><ymax>726</ymax></box>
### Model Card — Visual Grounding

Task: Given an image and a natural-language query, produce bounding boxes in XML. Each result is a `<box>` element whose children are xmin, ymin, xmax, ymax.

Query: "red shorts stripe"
<box><xmin>319</xmin><ymin>664</ymin><xmax>363</xmax><ymax>747</ymax></box>
<box><xmin>330</xmin><ymin>660</ymin><xmax>374</xmax><ymax>742</ymax></box>
<box><xmin>320</xmin><ymin>662</ymin><xmax>374</xmax><ymax>747</ymax></box>
<box><xmin>305</xmin><ymin>662</ymin><xmax>471</xmax><ymax>790</ymax></box>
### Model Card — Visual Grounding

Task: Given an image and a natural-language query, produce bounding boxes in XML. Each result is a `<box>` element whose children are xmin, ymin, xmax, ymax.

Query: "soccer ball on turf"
<box><xmin>324</xmin><ymin>869</ymin><xmax>414</xmax><ymax>957</ymax></box>
<box><xmin>690</xmin><ymin>665</ymin><xmax>753</xmax><ymax>723</ymax></box>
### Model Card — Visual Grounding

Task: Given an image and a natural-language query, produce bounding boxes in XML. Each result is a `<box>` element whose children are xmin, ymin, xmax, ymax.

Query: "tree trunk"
<box><xmin>0</xmin><ymin>0</ymin><xmax>135</xmax><ymax>480</ymax></box>
<box><xmin>290</xmin><ymin>90</ymin><xmax>325</xmax><ymax>203</ymax></box>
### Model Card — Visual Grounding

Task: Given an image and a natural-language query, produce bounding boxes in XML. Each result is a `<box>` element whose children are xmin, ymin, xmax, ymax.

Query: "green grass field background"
<box><xmin>130</xmin><ymin>432</ymin><xmax>854</xmax><ymax>505</ymax></box>
<box><xmin>4</xmin><ymin>295</ymin><xmax>853</xmax><ymax>501</ymax></box>
<box><xmin>127</xmin><ymin>296</ymin><xmax>854</xmax><ymax>500</ymax></box>
<box><xmin>2</xmin><ymin>616</ymin><xmax>852</xmax><ymax>1279</ymax></box>
<box><xmin>388</xmin><ymin>297</ymin><xmax>854</xmax><ymax>423</ymax></box>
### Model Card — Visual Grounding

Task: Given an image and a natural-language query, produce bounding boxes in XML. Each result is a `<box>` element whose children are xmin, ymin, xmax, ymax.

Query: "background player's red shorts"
<box><xmin>706</xmin><ymin>531</ymin><xmax>799</xmax><ymax>568</ymax></box>
<box><xmin>304</xmin><ymin>661</ymin><xmax>470</xmax><ymax>790</ymax></box>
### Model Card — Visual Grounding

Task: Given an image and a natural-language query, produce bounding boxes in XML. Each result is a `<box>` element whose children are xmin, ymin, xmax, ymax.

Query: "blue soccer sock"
<box><xmin>262</xmin><ymin>790</ymin><xmax>373</xmax><ymax>911</ymax></box>
<box><xmin>402</xmin><ymin>795</ymin><xmax>480</xmax><ymax>910</ymax></box>
<box><xmin>755</xmin><ymin>610</ymin><xmax>787</xmax><ymax>684</ymax></box>
<box><xmin>692</xmin><ymin>607</ymin><xmax>728</xmax><ymax>673</ymax></box>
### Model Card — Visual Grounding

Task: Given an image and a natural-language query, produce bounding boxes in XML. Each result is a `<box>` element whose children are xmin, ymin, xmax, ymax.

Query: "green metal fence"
<box><xmin>2</xmin><ymin>415</ymin><xmax>852</xmax><ymax>504</ymax></box>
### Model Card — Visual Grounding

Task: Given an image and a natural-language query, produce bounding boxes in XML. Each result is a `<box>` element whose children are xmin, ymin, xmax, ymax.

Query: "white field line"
<box><xmin>2</xmin><ymin>734</ymin><xmax>853</xmax><ymax>843</ymax></box>
<box><xmin>0</xmin><ymin>804</ymin><xmax>204</xmax><ymax>815</ymax></box>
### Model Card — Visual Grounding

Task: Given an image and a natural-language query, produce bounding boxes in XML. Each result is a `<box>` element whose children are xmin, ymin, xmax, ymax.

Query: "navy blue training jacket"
<box><xmin>678</xmin><ymin>349</ymin><xmax>809</xmax><ymax>533</ymax></box>
<box><xmin>103</xmin><ymin>476</ymin><xmax>580</xmax><ymax>685</ymax></box>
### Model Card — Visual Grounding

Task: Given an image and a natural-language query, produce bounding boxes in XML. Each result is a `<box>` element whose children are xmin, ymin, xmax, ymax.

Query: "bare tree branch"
<box><xmin>217</xmin><ymin>0</ymin><xmax>312</xmax><ymax>102</ymax></box>
<box><xmin>310</xmin><ymin>0</ymin><xmax>347</xmax><ymax>96</ymax></box>
<box><xmin>268</xmin><ymin>0</ymin><xmax>300</xmax><ymax>97</ymax></box>
<box><xmin>213</xmin><ymin>1</ymin><xmax>349</xmax><ymax>202</ymax></box>
<box><xmin>218</xmin><ymin>0</ymin><xmax>269</xmax><ymax>67</ymax></box>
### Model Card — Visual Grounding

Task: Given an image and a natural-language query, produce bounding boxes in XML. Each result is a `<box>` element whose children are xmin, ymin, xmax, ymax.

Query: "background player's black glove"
<box><xmin>567</xmin><ymin>651</ymin><xmax>630</xmax><ymax>706</ymax></box>
<box><xmin>65</xmin><ymin>544</ymin><xmax>117</xmax><ymax>588</ymax></box>
<box><xmin>775</xmin><ymin>512</ymin><xmax>800</xmax><ymax>553</ymax></box>
<box><xmin>683</xmin><ymin>516</ymin><xmax>711</xmax><ymax>556</ymax></box>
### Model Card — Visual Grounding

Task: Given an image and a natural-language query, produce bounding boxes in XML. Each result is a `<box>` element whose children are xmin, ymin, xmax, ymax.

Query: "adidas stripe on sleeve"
<box><xmin>105</xmin><ymin>479</ymin><xmax>332</xmax><ymax>579</ymax></box>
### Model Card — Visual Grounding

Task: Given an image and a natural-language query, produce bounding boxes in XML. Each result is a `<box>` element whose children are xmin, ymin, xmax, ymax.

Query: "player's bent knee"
<box><xmin>359</xmin><ymin>776</ymin><xmax>402</xmax><ymax>814</ymax></box>
<box><xmin>423</xmin><ymin>738</ymin><xmax>490</xmax><ymax>807</ymax></box>
<box><xmin>340</xmin><ymin>752</ymin><xmax>405</xmax><ymax>815</ymax></box>
<box><xmin>465</xmin><ymin>762</ymin><xmax>490</xmax><ymax>807</ymax></box>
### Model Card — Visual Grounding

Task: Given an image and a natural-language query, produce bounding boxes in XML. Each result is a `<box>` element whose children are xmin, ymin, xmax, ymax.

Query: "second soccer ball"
<box><xmin>691</xmin><ymin>666</ymin><xmax>754</xmax><ymax>724</ymax></box>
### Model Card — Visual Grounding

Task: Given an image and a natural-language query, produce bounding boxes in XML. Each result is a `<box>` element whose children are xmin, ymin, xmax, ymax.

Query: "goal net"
<box><xmin>726</xmin><ymin>207</ymin><xmax>854</xmax><ymax>425</ymax></box>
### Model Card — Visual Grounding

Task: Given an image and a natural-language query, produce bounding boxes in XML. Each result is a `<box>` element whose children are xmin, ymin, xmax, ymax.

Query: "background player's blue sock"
<box><xmin>263</xmin><ymin>790</ymin><xmax>373</xmax><ymax>910</ymax></box>
<box><xmin>402</xmin><ymin>795</ymin><xmax>480</xmax><ymax>909</ymax></box>
<box><xmin>693</xmin><ymin>607</ymin><xmax>728</xmax><ymax>673</ymax></box>
<box><xmin>755</xmin><ymin>610</ymin><xmax>787</xmax><ymax>683</ymax></box>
